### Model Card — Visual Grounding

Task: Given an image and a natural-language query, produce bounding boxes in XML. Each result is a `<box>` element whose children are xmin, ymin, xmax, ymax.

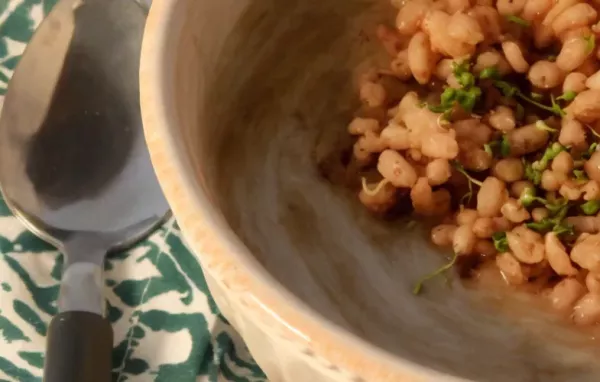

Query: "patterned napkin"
<box><xmin>0</xmin><ymin>1</ymin><xmax>266</xmax><ymax>381</ymax></box>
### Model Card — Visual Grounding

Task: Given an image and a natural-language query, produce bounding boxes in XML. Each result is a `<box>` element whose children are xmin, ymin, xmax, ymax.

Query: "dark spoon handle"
<box><xmin>44</xmin><ymin>311</ymin><xmax>113</xmax><ymax>382</ymax></box>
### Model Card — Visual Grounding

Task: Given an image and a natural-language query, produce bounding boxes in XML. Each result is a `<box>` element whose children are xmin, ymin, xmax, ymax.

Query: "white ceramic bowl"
<box><xmin>139</xmin><ymin>1</ymin><xmax>600</xmax><ymax>381</ymax></box>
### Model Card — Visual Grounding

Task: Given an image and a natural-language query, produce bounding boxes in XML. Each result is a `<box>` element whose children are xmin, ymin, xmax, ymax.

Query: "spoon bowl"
<box><xmin>0</xmin><ymin>0</ymin><xmax>169</xmax><ymax>381</ymax></box>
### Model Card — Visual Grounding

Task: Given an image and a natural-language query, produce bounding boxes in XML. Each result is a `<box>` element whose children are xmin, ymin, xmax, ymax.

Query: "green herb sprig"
<box><xmin>428</xmin><ymin>61</ymin><xmax>483</xmax><ymax>115</ymax></box>
<box><xmin>532</xmin><ymin>143</ymin><xmax>565</xmax><ymax>171</ymax></box>
<box><xmin>585</xmin><ymin>35</ymin><xmax>596</xmax><ymax>54</ymax></box>
<box><xmin>492</xmin><ymin>81</ymin><xmax>573</xmax><ymax>116</ymax></box>
<box><xmin>523</xmin><ymin>195</ymin><xmax>573</xmax><ymax>236</ymax></box>
<box><xmin>492</xmin><ymin>232</ymin><xmax>509</xmax><ymax>252</ymax></box>
<box><xmin>413</xmin><ymin>252</ymin><xmax>458</xmax><ymax>295</ymax></box>
<box><xmin>581</xmin><ymin>200</ymin><xmax>600</xmax><ymax>215</ymax></box>
<box><xmin>506</xmin><ymin>15</ymin><xmax>530</xmax><ymax>27</ymax></box>
<box><xmin>452</xmin><ymin>161</ymin><xmax>483</xmax><ymax>205</ymax></box>
<box><xmin>535</xmin><ymin>120</ymin><xmax>557</xmax><ymax>133</ymax></box>
<box><xmin>573</xmin><ymin>169</ymin><xmax>589</xmax><ymax>182</ymax></box>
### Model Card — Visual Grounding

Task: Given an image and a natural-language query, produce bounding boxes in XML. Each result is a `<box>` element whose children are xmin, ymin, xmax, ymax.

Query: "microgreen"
<box><xmin>573</xmin><ymin>169</ymin><xmax>589</xmax><ymax>182</ymax></box>
<box><xmin>479</xmin><ymin>66</ymin><xmax>500</xmax><ymax>80</ymax></box>
<box><xmin>581</xmin><ymin>200</ymin><xmax>600</xmax><ymax>216</ymax></box>
<box><xmin>523</xmin><ymin>159</ymin><xmax>542</xmax><ymax>185</ymax></box>
<box><xmin>526</xmin><ymin>219</ymin><xmax>554</xmax><ymax>233</ymax></box>
<box><xmin>585</xmin><ymin>35</ymin><xmax>596</xmax><ymax>54</ymax></box>
<box><xmin>412</xmin><ymin>252</ymin><xmax>458</xmax><ymax>295</ymax></box>
<box><xmin>492</xmin><ymin>232</ymin><xmax>509</xmax><ymax>253</ymax></box>
<box><xmin>484</xmin><ymin>143</ymin><xmax>493</xmax><ymax>156</ymax></box>
<box><xmin>519</xmin><ymin>187</ymin><xmax>542</xmax><ymax>207</ymax></box>
<box><xmin>556</xmin><ymin>91</ymin><xmax>577</xmax><ymax>102</ymax></box>
<box><xmin>583</xmin><ymin>142</ymin><xmax>599</xmax><ymax>160</ymax></box>
<box><xmin>500</xmin><ymin>135</ymin><xmax>511</xmax><ymax>157</ymax></box>
<box><xmin>506</xmin><ymin>15</ymin><xmax>530</xmax><ymax>27</ymax></box>
<box><xmin>526</xmin><ymin>199</ymin><xmax>572</xmax><ymax>236</ymax></box>
<box><xmin>532</xmin><ymin>143</ymin><xmax>565</xmax><ymax>171</ymax></box>
<box><xmin>492</xmin><ymin>80</ymin><xmax>566</xmax><ymax>116</ymax></box>
<box><xmin>535</xmin><ymin>120</ymin><xmax>557</xmax><ymax>133</ymax></box>
<box><xmin>452</xmin><ymin>161</ymin><xmax>483</xmax><ymax>205</ymax></box>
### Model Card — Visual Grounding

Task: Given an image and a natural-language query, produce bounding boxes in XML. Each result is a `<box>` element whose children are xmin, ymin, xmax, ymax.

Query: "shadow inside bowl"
<box><xmin>170</xmin><ymin>0</ymin><xmax>600</xmax><ymax>380</ymax></box>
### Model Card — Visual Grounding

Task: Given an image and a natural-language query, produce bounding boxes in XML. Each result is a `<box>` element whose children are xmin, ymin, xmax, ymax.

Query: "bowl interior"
<box><xmin>165</xmin><ymin>0</ymin><xmax>600</xmax><ymax>380</ymax></box>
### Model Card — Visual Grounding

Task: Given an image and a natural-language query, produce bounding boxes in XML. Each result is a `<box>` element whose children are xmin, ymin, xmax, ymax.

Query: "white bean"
<box><xmin>563</xmin><ymin>72</ymin><xmax>588</xmax><ymax>94</ymax></box>
<box><xmin>377</xmin><ymin>149</ymin><xmax>418</xmax><ymax>188</ymax></box>
<box><xmin>571</xmin><ymin>233</ymin><xmax>600</xmax><ymax>273</ymax></box>
<box><xmin>557</xmin><ymin>38</ymin><xmax>590</xmax><ymax>72</ymax></box>
<box><xmin>453</xmin><ymin>224</ymin><xmax>477</xmax><ymax>255</ymax></box>
<box><xmin>528</xmin><ymin>60</ymin><xmax>563</xmax><ymax>89</ymax></box>
<box><xmin>501</xmin><ymin>199</ymin><xmax>531</xmax><ymax>223</ymax></box>
<box><xmin>502</xmin><ymin>41</ymin><xmax>529</xmax><ymax>73</ymax></box>
<box><xmin>408</xmin><ymin>32</ymin><xmax>437</xmax><ymax>85</ymax></box>
<box><xmin>506</xmin><ymin>225</ymin><xmax>545</xmax><ymax>264</ymax></box>
<box><xmin>586</xmin><ymin>69</ymin><xmax>600</xmax><ymax>90</ymax></box>
<box><xmin>426</xmin><ymin>159</ymin><xmax>451</xmax><ymax>186</ymax></box>
<box><xmin>477</xmin><ymin>177</ymin><xmax>509</xmax><ymax>217</ymax></box>
<box><xmin>380</xmin><ymin>123</ymin><xmax>410</xmax><ymax>150</ymax></box>
<box><xmin>549</xmin><ymin>278</ymin><xmax>586</xmax><ymax>313</ymax></box>
<box><xmin>496</xmin><ymin>252</ymin><xmax>527</xmax><ymax>285</ymax></box>
<box><xmin>545</xmin><ymin>232</ymin><xmax>578</xmax><ymax>276</ymax></box>
<box><xmin>573</xmin><ymin>293</ymin><xmax>600</xmax><ymax>325</ymax></box>
<box><xmin>587</xmin><ymin>272</ymin><xmax>600</xmax><ymax>294</ymax></box>
<box><xmin>551</xmin><ymin>3</ymin><xmax>598</xmax><ymax>37</ymax></box>
<box><xmin>348</xmin><ymin>117</ymin><xmax>380</xmax><ymax>135</ymax></box>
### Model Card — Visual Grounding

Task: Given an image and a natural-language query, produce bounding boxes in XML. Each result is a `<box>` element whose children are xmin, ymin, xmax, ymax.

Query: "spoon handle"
<box><xmin>44</xmin><ymin>311</ymin><xmax>113</xmax><ymax>382</ymax></box>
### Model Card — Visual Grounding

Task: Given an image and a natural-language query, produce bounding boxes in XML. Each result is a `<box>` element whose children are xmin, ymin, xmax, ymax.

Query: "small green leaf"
<box><xmin>484</xmin><ymin>143</ymin><xmax>493</xmax><ymax>156</ymax></box>
<box><xmin>440</xmin><ymin>87</ymin><xmax>457</xmax><ymax>107</ymax></box>
<box><xmin>458</xmin><ymin>72</ymin><xmax>475</xmax><ymax>88</ymax></box>
<box><xmin>519</xmin><ymin>187</ymin><xmax>537</xmax><ymax>207</ymax></box>
<box><xmin>524</xmin><ymin>159</ymin><xmax>542</xmax><ymax>185</ymax></box>
<box><xmin>452</xmin><ymin>60</ymin><xmax>471</xmax><ymax>77</ymax></box>
<box><xmin>534</xmin><ymin>143</ymin><xmax>565</xmax><ymax>171</ymax></box>
<box><xmin>492</xmin><ymin>232</ymin><xmax>509</xmax><ymax>252</ymax></box>
<box><xmin>546</xmin><ymin>199</ymin><xmax>570</xmax><ymax>215</ymax></box>
<box><xmin>553</xmin><ymin>221</ymin><xmax>574</xmax><ymax>236</ymax></box>
<box><xmin>428</xmin><ymin>104</ymin><xmax>450</xmax><ymax>113</ymax></box>
<box><xmin>495</xmin><ymin>80</ymin><xmax>518</xmax><ymax>98</ymax></box>
<box><xmin>506</xmin><ymin>15</ymin><xmax>530</xmax><ymax>27</ymax></box>
<box><xmin>479</xmin><ymin>66</ymin><xmax>500</xmax><ymax>80</ymax></box>
<box><xmin>573</xmin><ymin>169</ymin><xmax>588</xmax><ymax>181</ymax></box>
<box><xmin>527</xmin><ymin>219</ymin><xmax>554</xmax><ymax>233</ymax></box>
<box><xmin>581</xmin><ymin>200</ymin><xmax>600</xmax><ymax>215</ymax></box>
<box><xmin>535</xmin><ymin>120</ymin><xmax>557</xmax><ymax>133</ymax></box>
<box><xmin>463</xmin><ymin>87</ymin><xmax>482</xmax><ymax>112</ymax></box>
<box><xmin>556</xmin><ymin>90</ymin><xmax>577</xmax><ymax>102</ymax></box>
<box><xmin>585</xmin><ymin>34</ymin><xmax>596</xmax><ymax>54</ymax></box>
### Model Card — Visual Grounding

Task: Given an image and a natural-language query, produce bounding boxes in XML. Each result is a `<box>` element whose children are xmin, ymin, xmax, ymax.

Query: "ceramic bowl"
<box><xmin>139</xmin><ymin>0</ymin><xmax>600</xmax><ymax>381</ymax></box>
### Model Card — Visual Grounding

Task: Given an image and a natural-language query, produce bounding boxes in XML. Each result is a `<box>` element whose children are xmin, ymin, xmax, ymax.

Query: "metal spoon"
<box><xmin>0</xmin><ymin>0</ymin><xmax>169</xmax><ymax>381</ymax></box>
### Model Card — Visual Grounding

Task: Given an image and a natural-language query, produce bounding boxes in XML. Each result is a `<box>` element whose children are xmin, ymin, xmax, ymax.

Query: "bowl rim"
<box><xmin>139</xmin><ymin>1</ymin><xmax>464</xmax><ymax>381</ymax></box>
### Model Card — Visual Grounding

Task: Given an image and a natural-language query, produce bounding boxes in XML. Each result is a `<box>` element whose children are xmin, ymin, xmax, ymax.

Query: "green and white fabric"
<box><xmin>0</xmin><ymin>1</ymin><xmax>266</xmax><ymax>380</ymax></box>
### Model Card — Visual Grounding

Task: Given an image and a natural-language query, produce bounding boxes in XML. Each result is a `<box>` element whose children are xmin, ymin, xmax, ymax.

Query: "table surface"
<box><xmin>0</xmin><ymin>1</ymin><xmax>266</xmax><ymax>380</ymax></box>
